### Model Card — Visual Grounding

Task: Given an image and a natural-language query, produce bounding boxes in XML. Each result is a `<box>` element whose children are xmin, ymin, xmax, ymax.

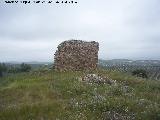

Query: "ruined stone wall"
<box><xmin>54</xmin><ymin>40</ymin><xmax>99</xmax><ymax>71</ymax></box>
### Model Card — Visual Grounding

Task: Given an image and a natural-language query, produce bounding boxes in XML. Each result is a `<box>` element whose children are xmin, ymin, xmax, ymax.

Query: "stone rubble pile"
<box><xmin>54</xmin><ymin>40</ymin><xmax>99</xmax><ymax>71</ymax></box>
<box><xmin>79</xmin><ymin>74</ymin><xmax>117</xmax><ymax>85</ymax></box>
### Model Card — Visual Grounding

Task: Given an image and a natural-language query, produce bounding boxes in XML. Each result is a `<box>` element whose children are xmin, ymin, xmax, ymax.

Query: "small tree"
<box><xmin>0</xmin><ymin>64</ymin><xmax>3</xmax><ymax>77</ymax></box>
<box><xmin>20</xmin><ymin>63</ymin><xmax>31</xmax><ymax>72</ymax></box>
<box><xmin>0</xmin><ymin>63</ymin><xmax>7</xmax><ymax>77</ymax></box>
<box><xmin>132</xmin><ymin>69</ymin><xmax>148</xmax><ymax>78</ymax></box>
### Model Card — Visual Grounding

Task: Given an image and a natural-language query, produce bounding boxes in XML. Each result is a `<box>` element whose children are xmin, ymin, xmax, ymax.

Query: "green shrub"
<box><xmin>132</xmin><ymin>69</ymin><xmax>148</xmax><ymax>78</ymax></box>
<box><xmin>20</xmin><ymin>63</ymin><xmax>31</xmax><ymax>72</ymax></box>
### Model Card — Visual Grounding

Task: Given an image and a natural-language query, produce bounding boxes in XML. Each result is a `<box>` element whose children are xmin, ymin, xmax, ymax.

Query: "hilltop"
<box><xmin>0</xmin><ymin>69</ymin><xmax>160</xmax><ymax>120</ymax></box>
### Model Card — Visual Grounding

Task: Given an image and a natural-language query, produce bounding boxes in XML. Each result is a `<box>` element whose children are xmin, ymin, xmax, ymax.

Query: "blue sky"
<box><xmin>0</xmin><ymin>0</ymin><xmax>160</xmax><ymax>62</ymax></box>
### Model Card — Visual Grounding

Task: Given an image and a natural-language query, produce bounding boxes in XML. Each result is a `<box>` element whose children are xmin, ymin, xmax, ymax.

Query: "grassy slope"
<box><xmin>0</xmin><ymin>70</ymin><xmax>160</xmax><ymax>120</ymax></box>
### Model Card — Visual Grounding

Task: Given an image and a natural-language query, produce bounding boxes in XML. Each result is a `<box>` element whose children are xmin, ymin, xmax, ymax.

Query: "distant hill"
<box><xmin>6</xmin><ymin>61</ymin><xmax>52</xmax><ymax>65</ymax></box>
<box><xmin>99</xmin><ymin>59</ymin><xmax>160</xmax><ymax>66</ymax></box>
<box><xmin>5</xmin><ymin>59</ymin><xmax>160</xmax><ymax>66</ymax></box>
<box><xmin>99</xmin><ymin>59</ymin><xmax>160</xmax><ymax>80</ymax></box>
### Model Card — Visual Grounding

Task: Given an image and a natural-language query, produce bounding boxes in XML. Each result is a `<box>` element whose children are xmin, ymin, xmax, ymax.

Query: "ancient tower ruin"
<box><xmin>54</xmin><ymin>40</ymin><xmax>99</xmax><ymax>71</ymax></box>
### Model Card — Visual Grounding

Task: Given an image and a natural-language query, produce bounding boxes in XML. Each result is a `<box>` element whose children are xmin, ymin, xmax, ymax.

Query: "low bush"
<box><xmin>132</xmin><ymin>69</ymin><xmax>148</xmax><ymax>78</ymax></box>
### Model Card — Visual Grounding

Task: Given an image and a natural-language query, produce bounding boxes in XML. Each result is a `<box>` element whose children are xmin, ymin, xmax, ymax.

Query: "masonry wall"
<box><xmin>54</xmin><ymin>40</ymin><xmax>99</xmax><ymax>71</ymax></box>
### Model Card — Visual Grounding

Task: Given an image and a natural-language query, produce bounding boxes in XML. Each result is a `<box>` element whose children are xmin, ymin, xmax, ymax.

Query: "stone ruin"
<box><xmin>54</xmin><ymin>40</ymin><xmax>99</xmax><ymax>71</ymax></box>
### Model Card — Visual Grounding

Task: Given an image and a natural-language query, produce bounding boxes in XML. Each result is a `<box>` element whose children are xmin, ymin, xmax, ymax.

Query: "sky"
<box><xmin>0</xmin><ymin>0</ymin><xmax>160</xmax><ymax>62</ymax></box>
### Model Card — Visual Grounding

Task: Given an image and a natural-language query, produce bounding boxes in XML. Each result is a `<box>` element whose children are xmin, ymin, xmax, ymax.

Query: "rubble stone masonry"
<box><xmin>54</xmin><ymin>40</ymin><xmax>99</xmax><ymax>71</ymax></box>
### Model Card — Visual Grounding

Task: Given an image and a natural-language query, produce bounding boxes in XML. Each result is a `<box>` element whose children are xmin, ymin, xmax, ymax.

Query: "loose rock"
<box><xmin>80</xmin><ymin>74</ymin><xmax>117</xmax><ymax>85</ymax></box>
